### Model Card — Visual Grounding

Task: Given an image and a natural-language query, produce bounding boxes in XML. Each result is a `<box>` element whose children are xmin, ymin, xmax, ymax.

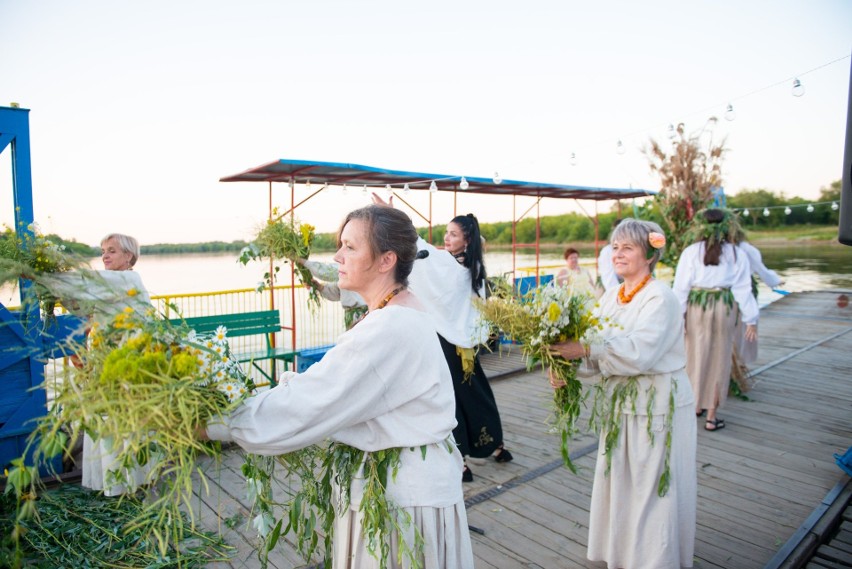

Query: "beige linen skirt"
<box><xmin>685</xmin><ymin>299</ymin><xmax>740</xmax><ymax>410</ymax></box>
<box><xmin>332</xmin><ymin>501</ymin><xmax>474</xmax><ymax>569</ymax></box>
<box><xmin>587</xmin><ymin>405</ymin><xmax>697</xmax><ymax>569</ymax></box>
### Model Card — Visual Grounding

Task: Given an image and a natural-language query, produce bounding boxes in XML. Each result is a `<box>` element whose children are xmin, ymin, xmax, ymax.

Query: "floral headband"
<box><xmin>647</xmin><ymin>232</ymin><xmax>666</xmax><ymax>258</ymax></box>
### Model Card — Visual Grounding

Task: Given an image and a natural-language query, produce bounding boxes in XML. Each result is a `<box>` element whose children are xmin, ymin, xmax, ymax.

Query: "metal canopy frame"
<box><xmin>220</xmin><ymin>158</ymin><xmax>655</xmax><ymax>348</ymax></box>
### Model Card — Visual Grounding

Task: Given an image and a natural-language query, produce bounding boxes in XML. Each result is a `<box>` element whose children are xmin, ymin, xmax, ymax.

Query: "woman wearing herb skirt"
<box><xmin>201</xmin><ymin>205</ymin><xmax>473</xmax><ymax>568</ymax></box>
<box><xmin>672</xmin><ymin>208</ymin><xmax>758</xmax><ymax>432</ymax></box>
<box><xmin>550</xmin><ymin>219</ymin><xmax>697</xmax><ymax>569</ymax></box>
<box><xmin>374</xmin><ymin>195</ymin><xmax>513</xmax><ymax>483</ymax></box>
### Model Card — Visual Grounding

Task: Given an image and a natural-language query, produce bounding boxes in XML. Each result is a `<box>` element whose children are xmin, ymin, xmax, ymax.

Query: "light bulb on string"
<box><xmin>305</xmin><ymin>180</ymin><xmax>311</xmax><ymax>191</ymax></box>
<box><xmin>832</xmin><ymin>201</ymin><xmax>839</xmax><ymax>211</ymax></box>
<box><xmin>429</xmin><ymin>181</ymin><xmax>438</xmax><ymax>193</ymax></box>
<box><xmin>763</xmin><ymin>208</ymin><xmax>770</xmax><ymax>217</ymax></box>
<box><xmin>666</xmin><ymin>124</ymin><xmax>676</xmax><ymax>139</ymax></box>
<box><xmin>493</xmin><ymin>172</ymin><xmax>502</xmax><ymax>185</ymax></box>
<box><xmin>459</xmin><ymin>177</ymin><xmax>469</xmax><ymax>190</ymax></box>
<box><xmin>724</xmin><ymin>104</ymin><xmax>736</xmax><ymax>121</ymax></box>
<box><xmin>616</xmin><ymin>140</ymin><xmax>626</xmax><ymax>155</ymax></box>
<box><xmin>342</xmin><ymin>184</ymin><xmax>348</xmax><ymax>195</ymax></box>
<box><xmin>386</xmin><ymin>184</ymin><xmax>393</xmax><ymax>197</ymax></box>
<box><xmin>362</xmin><ymin>185</ymin><xmax>368</xmax><ymax>196</ymax></box>
<box><xmin>403</xmin><ymin>183</ymin><xmax>410</xmax><ymax>194</ymax></box>
<box><xmin>784</xmin><ymin>206</ymin><xmax>792</xmax><ymax>215</ymax></box>
<box><xmin>791</xmin><ymin>78</ymin><xmax>805</xmax><ymax>97</ymax></box>
<box><xmin>807</xmin><ymin>204</ymin><xmax>814</xmax><ymax>213</ymax></box>
<box><xmin>570</xmin><ymin>152</ymin><xmax>577</xmax><ymax>166</ymax></box>
<box><xmin>743</xmin><ymin>208</ymin><xmax>750</xmax><ymax>217</ymax></box>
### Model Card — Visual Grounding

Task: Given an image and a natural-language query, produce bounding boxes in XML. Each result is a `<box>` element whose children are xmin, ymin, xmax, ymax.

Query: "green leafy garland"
<box><xmin>242</xmin><ymin>441</ymin><xmax>435</xmax><ymax>569</ymax></box>
<box><xmin>589</xmin><ymin>377</ymin><xmax>677</xmax><ymax>497</ymax></box>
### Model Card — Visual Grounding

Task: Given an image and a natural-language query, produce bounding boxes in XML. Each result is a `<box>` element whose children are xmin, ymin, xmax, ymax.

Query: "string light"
<box><xmin>666</xmin><ymin>124</ymin><xmax>676</xmax><ymax>139</ymax></box>
<box><xmin>724</xmin><ymin>103</ymin><xmax>736</xmax><ymax>121</ymax></box>
<box><xmin>429</xmin><ymin>181</ymin><xmax>438</xmax><ymax>193</ymax></box>
<box><xmin>342</xmin><ymin>184</ymin><xmax>348</xmax><ymax>195</ymax></box>
<box><xmin>362</xmin><ymin>185</ymin><xmax>368</xmax><ymax>195</ymax></box>
<box><xmin>791</xmin><ymin>78</ymin><xmax>805</xmax><ymax>97</ymax></box>
<box><xmin>459</xmin><ymin>177</ymin><xmax>469</xmax><ymax>190</ymax></box>
<box><xmin>570</xmin><ymin>152</ymin><xmax>577</xmax><ymax>166</ymax></box>
<box><xmin>403</xmin><ymin>183</ymin><xmax>410</xmax><ymax>194</ymax></box>
<box><xmin>734</xmin><ymin>201</ymin><xmax>839</xmax><ymax>217</ymax></box>
<box><xmin>493</xmin><ymin>172</ymin><xmax>502</xmax><ymax>184</ymax></box>
<box><xmin>616</xmin><ymin>140</ymin><xmax>626</xmax><ymax>155</ymax></box>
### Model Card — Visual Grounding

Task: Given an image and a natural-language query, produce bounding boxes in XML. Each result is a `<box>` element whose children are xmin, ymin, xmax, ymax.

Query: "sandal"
<box><xmin>705</xmin><ymin>418</ymin><xmax>726</xmax><ymax>431</ymax></box>
<box><xmin>696</xmin><ymin>409</ymin><xmax>706</xmax><ymax>417</ymax></box>
<box><xmin>494</xmin><ymin>444</ymin><xmax>514</xmax><ymax>463</ymax></box>
<box><xmin>462</xmin><ymin>465</ymin><xmax>473</xmax><ymax>483</ymax></box>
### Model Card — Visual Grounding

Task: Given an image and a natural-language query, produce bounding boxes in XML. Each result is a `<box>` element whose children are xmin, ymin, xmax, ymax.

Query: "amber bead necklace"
<box><xmin>617</xmin><ymin>274</ymin><xmax>652</xmax><ymax>304</ymax></box>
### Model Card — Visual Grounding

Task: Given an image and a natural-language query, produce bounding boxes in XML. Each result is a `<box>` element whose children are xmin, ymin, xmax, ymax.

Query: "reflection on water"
<box><xmin>2</xmin><ymin>244</ymin><xmax>850</xmax><ymax>308</ymax></box>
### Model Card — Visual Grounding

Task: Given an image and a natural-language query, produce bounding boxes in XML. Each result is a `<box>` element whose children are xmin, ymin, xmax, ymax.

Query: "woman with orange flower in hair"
<box><xmin>550</xmin><ymin>219</ymin><xmax>697</xmax><ymax>569</ymax></box>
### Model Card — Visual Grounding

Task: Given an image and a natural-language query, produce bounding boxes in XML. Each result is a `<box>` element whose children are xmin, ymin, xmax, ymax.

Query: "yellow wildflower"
<box><xmin>127</xmin><ymin>288</ymin><xmax>138</xmax><ymax>297</ymax></box>
<box><xmin>547</xmin><ymin>301</ymin><xmax>562</xmax><ymax>322</ymax></box>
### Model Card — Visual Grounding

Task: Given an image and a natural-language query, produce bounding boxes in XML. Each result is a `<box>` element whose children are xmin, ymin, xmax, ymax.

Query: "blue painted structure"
<box><xmin>0</xmin><ymin>106</ymin><xmax>81</xmax><ymax>473</ymax></box>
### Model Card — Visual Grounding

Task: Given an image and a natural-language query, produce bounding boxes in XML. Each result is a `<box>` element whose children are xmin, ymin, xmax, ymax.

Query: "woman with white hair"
<box><xmin>550</xmin><ymin>218</ymin><xmax>697</xmax><ymax>569</ymax></box>
<box><xmin>40</xmin><ymin>232</ymin><xmax>153</xmax><ymax>495</ymax></box>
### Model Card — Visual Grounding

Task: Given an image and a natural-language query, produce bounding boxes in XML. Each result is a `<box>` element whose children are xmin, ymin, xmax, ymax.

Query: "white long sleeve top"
<box><xmin>738</xmin><ymin>241</ymin><xmax>782</xmax><ymax>288</ymax></box>
<box><xmin>41</xmin><ymin>270</ymin><xmax>151</xmax><ymax>325</ymax></box>
<box><xmin>206</xmin><ymin>305</ymin><xmax>463</xmax><ymax>508</ymax></box>
<box><xmin>407</xmin><ymin>237</ymin><xmax>489</xmax><ymax>348</ymax></box>
<box><xmin>587</xmin><ymin>280</ymin><xmax>695</xmax><ymax>414</ymax></box>
<box><xmin>597</xmin><ymin>244</ymin><xmax>620</xmax><ymax>291</ymax></box>
<box><xmin>672</xmin><ymin>242</ymin><xmax>759</xmax><ymax>325</ymax></box>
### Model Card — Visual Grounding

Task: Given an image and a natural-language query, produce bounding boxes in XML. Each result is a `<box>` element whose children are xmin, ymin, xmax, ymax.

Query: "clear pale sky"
<box><xmin>1</xmin><ymin>0</ymin><xmax>850</xmax><ymax>246</ymax></box>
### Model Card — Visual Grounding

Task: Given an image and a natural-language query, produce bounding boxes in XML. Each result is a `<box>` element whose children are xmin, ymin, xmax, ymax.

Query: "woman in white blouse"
<box><xmin>550</xmin><ymin>219</ymin><xmax>697</xmax><ymax>569</ymax></box>
<box><xmin>394</xmin><ymin>202</ymin><xmax>513</xmax><ymax>483</ymax></box>
<box><xmin>41</xmin><ymin>233</ymin><xmax>153</xmax><ymax>495</ymax></box>
<box><xmin>673</xmin><ymin>209</ymin><xmax>758</xmax><ymax>432</ymax></box>
<box><xmin>201</xmin><ymin>205</ymin><xmax>474</xmax><ymax>568</ymax></box>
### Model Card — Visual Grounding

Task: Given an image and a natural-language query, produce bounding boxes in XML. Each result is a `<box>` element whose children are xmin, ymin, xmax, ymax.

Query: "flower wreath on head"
<box><xmin>685</xmin><ymin>208</ymin><xmax>746</xmax><ymax>249</ymax></box>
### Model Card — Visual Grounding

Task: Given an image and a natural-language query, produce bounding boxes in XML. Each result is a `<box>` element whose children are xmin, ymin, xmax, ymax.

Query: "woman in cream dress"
<box><xmin>551</xmin><ymin>219</ymin><xmax>697</xmax><ymax>569</ymax></box>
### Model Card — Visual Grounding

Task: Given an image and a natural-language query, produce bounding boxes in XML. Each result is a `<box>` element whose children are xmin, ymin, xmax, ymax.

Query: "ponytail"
<box><xmin>451</xmin><ymin>214</ymin><xmax>487</xmax><ymax>295</ymax></box>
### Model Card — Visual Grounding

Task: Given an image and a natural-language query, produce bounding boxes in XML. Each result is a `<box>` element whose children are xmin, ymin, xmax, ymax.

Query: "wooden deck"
<box><xmin>192</xmin><ymin>290</ymin><xmax>852</xmax><ymax>568</ymax></box>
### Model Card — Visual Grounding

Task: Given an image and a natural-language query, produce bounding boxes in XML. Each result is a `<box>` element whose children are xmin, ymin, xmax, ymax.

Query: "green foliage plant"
<box><xmin>644</xmin><ymin>121</ymin><xmax>726</xmax><ymax>269</ymax></box>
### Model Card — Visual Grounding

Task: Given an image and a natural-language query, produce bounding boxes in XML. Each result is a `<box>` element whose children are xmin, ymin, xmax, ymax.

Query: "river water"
<box><xmin>3</xmin><ymin>244</ymin><xmax>850</xmax><ymax>309</ymax></box>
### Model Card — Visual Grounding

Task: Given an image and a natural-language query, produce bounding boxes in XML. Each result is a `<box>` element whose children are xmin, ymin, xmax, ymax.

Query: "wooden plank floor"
<box><xmin>191</xmin><ymin>290</ymin><xmax>852</xmax><ymax>568</ymax></box>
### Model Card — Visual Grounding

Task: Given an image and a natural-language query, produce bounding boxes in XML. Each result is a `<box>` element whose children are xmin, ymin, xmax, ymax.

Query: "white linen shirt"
<box><xmin>407</xmin><ymin>237</ymin><xmax>489</xmax><ymax>348</ymax></box>
<box><xmin>587</xmin><ymin>280</ymin><xmax>695</xmax><ymax>415</ymax></box>
<box><xmin>206</xmin><ymin>305</ymin><xmax>463</xmax><ymax>508</ymax></box>
<box><xmin>42</xmin><ymin>270</ymin><xmax>151</xmax><ymax>326</ymax></box>
<box><xmin>672</xmin><ymin>242</ymin><xmax>759</xmax><ymax>325</ymax></box>
<box><xmin>739</xmin><ymin>241</ymin><xmax>782</xmax><ymax>288</ymax></box>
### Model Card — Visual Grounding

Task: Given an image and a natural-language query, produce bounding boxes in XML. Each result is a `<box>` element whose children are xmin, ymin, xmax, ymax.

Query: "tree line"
<box><xmin>42</xmin><ymin>180</ymin><xmax>841</xmax><ymax>257</ymax></box>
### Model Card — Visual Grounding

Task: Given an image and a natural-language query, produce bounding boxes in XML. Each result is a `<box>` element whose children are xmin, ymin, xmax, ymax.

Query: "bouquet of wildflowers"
<box><xmin>5</xmin><ymin>307</ymin><xmax>256</xmax><ymax>559</ymax></box>
<box><xmin>239</xmin><ymin>212</ymin><xmax>322</xmax><ymax>307</ymax></box>
<box><xmin>0</xmin><ymin>223</ymin><xmax>82</xmax><ymax>314</ymax></box>
<box><xmin>477</xmin><ymin>282</ymin><xmax>602</xmax><ymax>472</ymax></box>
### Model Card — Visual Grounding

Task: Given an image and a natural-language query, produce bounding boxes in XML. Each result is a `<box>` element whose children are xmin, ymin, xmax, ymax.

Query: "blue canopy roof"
<box><xmin>220</xmin><ymin>159</ymin><xmax>654</xmax><ymax>201</ymax></box>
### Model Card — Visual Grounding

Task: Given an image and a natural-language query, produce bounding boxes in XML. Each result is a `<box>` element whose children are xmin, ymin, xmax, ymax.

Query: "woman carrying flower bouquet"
<box><xmin>550</xmin><ymin>219</ymin><xmax>697</xmax><ymax>569</ymax></box>
<box><xmin>40</xmin><ymin>233</ymin><xmax>153</xmax><ymax>496</ymax></box>
<box><xmin>672</xmin><ymin>208</ymin><xmax>758</xmax><ymax>432</ymax></box>
<box><xmin>374</xmin><ymin>195</ymin><xmax>513</xmax><ymax>482</ymax></box>
<box><xmin>200</xmin><ymin>205</ymin><xmax>474</xmax><ymax>568</ymax></box>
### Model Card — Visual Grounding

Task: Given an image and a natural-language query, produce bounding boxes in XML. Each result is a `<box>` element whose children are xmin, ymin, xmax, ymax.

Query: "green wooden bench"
<box><xmin>169</xmin><ymin>310</ymin><xmax>297</xmax><ymax>387</ymax></box>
